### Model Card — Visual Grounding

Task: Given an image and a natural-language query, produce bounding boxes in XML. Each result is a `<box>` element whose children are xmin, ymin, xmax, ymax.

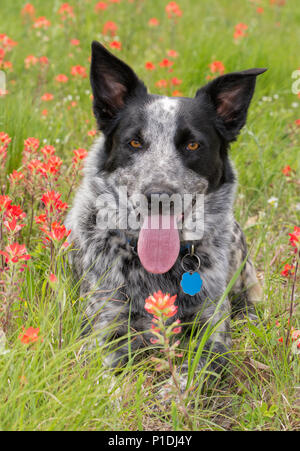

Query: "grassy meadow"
<box><xmin>0</xmin><ymin>0</ymin><xmax>299</xmax><ymax>431</ymax></box>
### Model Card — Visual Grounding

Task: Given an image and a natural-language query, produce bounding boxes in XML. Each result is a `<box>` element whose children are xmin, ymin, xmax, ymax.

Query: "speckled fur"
<box><xmin>66</xmin><ymin>99</ymin><xmax>261</xmax><ymax>380</ymax></box>
<box><xmin>66</xmin><ymin>45</ymin><xmax>264</xmax><ymax>386</ymax></box>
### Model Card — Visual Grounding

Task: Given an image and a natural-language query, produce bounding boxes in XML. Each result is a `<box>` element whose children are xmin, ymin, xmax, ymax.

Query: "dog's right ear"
<box><xmin>90</xmin><ymin>41</ymin><xmax>147</xmax><ymax>133</ymax></box>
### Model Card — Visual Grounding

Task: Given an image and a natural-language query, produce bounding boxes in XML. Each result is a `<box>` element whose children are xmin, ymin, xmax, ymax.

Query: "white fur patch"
<box><xmin>146</xmin><ymin>96</ymin><xmax>179</xmax><ymax>117</ymax></box>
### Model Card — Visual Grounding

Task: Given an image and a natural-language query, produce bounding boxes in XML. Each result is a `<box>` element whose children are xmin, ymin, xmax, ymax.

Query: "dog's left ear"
<box><xmin>90</xmin><ymin>41</ymin><xmax>147</xmax><ymax>133</ymax></box>
<box><xmin>196</xmin><ymin>68</ymin><xmax>267</xmax><ymax>141</ymax></box>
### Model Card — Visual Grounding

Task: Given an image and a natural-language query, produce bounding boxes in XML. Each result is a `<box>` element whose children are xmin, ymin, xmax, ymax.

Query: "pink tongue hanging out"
<box><xmin>137</xmin><ymin>214</ymin><xmax>180</xmax><ymax>274</ymax></box>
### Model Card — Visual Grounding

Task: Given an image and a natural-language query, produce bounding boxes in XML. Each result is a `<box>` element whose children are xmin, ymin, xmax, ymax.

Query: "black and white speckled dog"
<box><xmin>66</xmin><ymin>41</ymin><xmax>265</xmax><ymax>382</ymax></box>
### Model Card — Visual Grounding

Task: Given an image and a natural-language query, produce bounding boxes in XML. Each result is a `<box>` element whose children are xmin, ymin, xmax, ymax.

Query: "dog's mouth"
<box><xmin>137</xmin><ymin>213</ymin><xmax>181</xmax><ymax>275</ymax></box>
<box><xmin>127</xmin><ymin>191</ymin><xmax>201</xmax><ymax>274</ymax></box>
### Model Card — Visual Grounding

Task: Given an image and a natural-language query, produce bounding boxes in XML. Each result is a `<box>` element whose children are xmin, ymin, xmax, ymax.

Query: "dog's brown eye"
<box><xmin>187</xmin><ymin>142</ymin><xmax>199</xmax><ymax>151</ymax></box>
<box><xmin>129</xmin><ymin>139</ymin><xmax>142</xmax><ymax>149</ymax></box>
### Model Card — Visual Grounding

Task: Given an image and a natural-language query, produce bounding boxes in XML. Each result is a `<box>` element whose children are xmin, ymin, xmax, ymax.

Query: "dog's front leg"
<box><xmin>81</xmin><ymin>293</ymin><xmax>153</xmax><ymax>367</ymax></box>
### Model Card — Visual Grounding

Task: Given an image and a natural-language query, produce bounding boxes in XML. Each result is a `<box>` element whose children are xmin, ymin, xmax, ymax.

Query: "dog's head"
<box><xmin>89</xmin><ymin>41</ymin><xmax>266</xmax><ymax>273</ymax></box>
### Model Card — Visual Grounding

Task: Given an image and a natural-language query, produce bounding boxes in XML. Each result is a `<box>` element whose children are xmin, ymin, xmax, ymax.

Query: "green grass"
<box><xmin>0</xmin><ymin>0</ymin><xmax>299</xmax><ymax>431</ymax></box>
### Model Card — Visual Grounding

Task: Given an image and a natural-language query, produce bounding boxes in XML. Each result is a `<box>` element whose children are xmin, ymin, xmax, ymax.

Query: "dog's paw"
<box><xmin>234</xmin><ymin>310</ymin><xmax>259</xmax><ymax>325</ymax></box>
<box><xmin>248</xmin><ymin>312</ymin><xmax>259</xmax><ymax>323</ymax></box>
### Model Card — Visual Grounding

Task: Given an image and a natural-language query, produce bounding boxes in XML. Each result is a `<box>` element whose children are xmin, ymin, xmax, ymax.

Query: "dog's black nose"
<box><xmin>144</xmin><ymin>188</ymin><xmax>176</xmax><ymax>204</ymax></box>
<box><xmin>144</xmin><ymin>185</ymin><xmax>176</xmax><ymax>199</ymax></box>
<box><xmin>144</xmin><ymin>187</ymin><xmax>178</xmax><ymax>214</ymax></box>
<box><xmin>145</xmin><ymin>191</ymin><xmax>172</xmax><ymax>202</ymax></box>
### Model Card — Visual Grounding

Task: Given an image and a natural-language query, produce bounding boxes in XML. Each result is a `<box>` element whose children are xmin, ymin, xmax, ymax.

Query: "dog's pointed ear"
<box><xmin>90</xmin><ymin>41</ymin><xmax>147</xmax><ymax>132</ymax></box>
<box><xmin>196</xmin><ymin>68</ymin><xmax>267</xmax><ymax>141</ymax></box>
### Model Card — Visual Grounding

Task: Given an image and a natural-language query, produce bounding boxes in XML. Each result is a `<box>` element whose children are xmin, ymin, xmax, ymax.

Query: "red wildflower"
<box><xmin>109</xmin><ymin>40</ymin><xmax>122</xmax><ymax>51</ymax></box>
<box><xmin>281</xmin><ymin>165</ymin><xmax>292</xmax><ymax>176</ymax></box>
<box><xmin>46</xmin><ymin>155</ymin><xmax>63</xmax><ymax>174</ymax></box>
<box><xmin>27</xmin><ymin>158</ymin><xmax>43</xmax><ymax>174</ymax></box>
<box><xmin>155</xmin><ymin>79</ymin><xmax>168</xmax><ymax>89</ymax></box>
<box><xmin>171</xmin><ymin>77</ymin><xmax>182</xmax><ymax>86</ymax></box>
<box><xmin>55</xmin><ymin>74</ymin><xmax>68</xmax><ymax>83</ymax></box>
<box><xmin>0</xmin><ymin>194</ymin><xmax>12</xmax><ymax>213</ymax></box>
<box><xmin>167</xmin><ymin>49</ymin><xmax>179</xmax><ymax>58</ymax></box>
<box><xmin>42</xmin><ymin>221</ymin><xmax>71</xmax><ymax>242</ymax></box>
<box><xmin>21</xmin><ymin>3</ymin><xmax>35</xmax><ymax>18</ymax></box>
<box><xmin>87</xmin><ymin>130</ymin><xmax>97</xmax><ymax>137</ymax></box>
<box><xmin>5</xmin><ymin>204</ymin><xmax>26</xmax><ymax>219</ymax></box>
<box><xmin>295</xmin><ymin>119</ymin><xmax>300</xmax><ymax>127</ymax></box>
<box><xmin>102</xmin><ymin>21</ymin><xmax>118</xmax><ymax>36</ymax></box>
<box><xmin>58</xmin><ymin>3</ymin><xmax>75</xmax><ymax>19</ymax></box>
<box><xmin>166</xmin><ymin>1</ymin><xmax>183</xmax><ymax>18</ymax></box>
<box><xmin>256</xmin><ymin>7</ymin><xmax>264</xmax><ymax>13</ymax></box>
<box><xmin>40</xmin><ymin>145</ymin><xmax>56</xmax><ymax>158</ymax></box>
<box><xmin>0</xmin><ymin>132</ymin><xmax>11</xmax><ymax>145</ymax></box>
<box><xmin>24</xmin><ymin>55</ymin><xmax>38</xmax><ymax>69</ymax></box>
<box><xmin>281</xmin><ymin>263</ymin><xmax>294</xmax><ymax>277</ymax></box>
<box><xmin>67</xmin><ymin>101</ymin><xmax>77</xmax><ymax>109</ymax></box>
<box><xmin>34</xmin><ymin>158</ymin><xmax>62</xmax><ymax>178</ymax></box>
<box><xmin>209</xmin><ymin>60</ymin><xmax>225</xmax><ymax>75</ymax></box>
<box><xmin>289</xmin><ymin>226</ymin><xmax>300</xmax><ymax>248</ymax></box>
<box><xmin>145</xmin><ymin>61</ymin><xmax>156</xmax><ymax>71</ymax></box>
<box><xmin>32</xmin><ymin>159</ymin><xmax>63</xmax><ymax>178</ymax></box>
<box><xmin>291</xmin><ymin>329</ymin><xmax>300</xmax><ymax>342</ymax></box>
<box><xmin>49</xmin><ymin>273</ymin><xmax>58</xmax><ymax>284</ymax></box>
<box><xmin>73</xmin><ymin>148</ymin><xmax>88</xmax><ymax>165</ymax></box>
<box><xmin>270</xmin><ymin>0</ymin><xmax>286</xmax><ymax>5</ymax></box>
<box><xmin>0</xmin><ymin>243</ymin><xmax>31</xmax><ymax>264</ymax></box>
<box><xmin>41</xmin><ymin>190</ymin><xmax>62</xmax><ymax>207</ymax></box>
<box><xmin>9</xmin><ymin>170</ymin><xmax>24</xmax><ymax>183</ymax></box>
<box><xmin>33</xmin><ymin>16</ymin><xmax>51</xmax><ymax>29</ymax></box>
<box><xmin>148</xmin><ymin>17</ymin><xmax>159</xmax><ymax>27</ymax></box>
<box><xmin>159</xmin><ymin>58</ymin><xmax>174</xmax><ymax>68</ymax></box>
<box><xmin>41</xmin><ymin>93</ymin><xmax>54</xmax><ymax>101</ymax></box>
<box><xmin>71</xmin><ymin>65</ymin><xmax>87</xmax><ymax>78</ymax></box>
<box><xmin>2</xmin><ymin>61</ymin><xmax>13</xmax><ymax>71</ymax></box>
<box><xmin>39</xmin><ymin>56</ymin><xmax>49</xmax><ymax>66</ymax></box>
<box><xmin>235</xmin><ymin>23</ymin><xmax>248</xmax><ymax>31</ymax></box>
<box><xmin>95</xmin><ymin>2</ymin><xmax>108</xmax><ymax>11</ymax></box>
<box><xmin>34</xmin><ymin>214</ymin><xmax>47</xmax><ymax>224</ymax></box>
<box><xmin>41</xmin><ymin>191</ymin><xmax>68</xmax><ymax>212</ymax></box>
<box><xmin>18</xmin><ymin>327</ymin><xmax>41</xmax><ymax>344</ymax></box>
<box><xmin>234</xmin><ymin>28</ymin><xmax>244</xmax><ymax>39</ymax></box>
<box><xmin>172</xmin><ymin>327</ymin><xmax>182</xmax><ymax>334</ymax></box>
<box><xmin>151</xmin><ymin>320</ymin><xmax>161</xmax><ymax>334</ymax></box>
<box><xmin>0</xmin><ymin>35</ymin><xmax>17</xmax><ymax>49</ymax></box>
<box><xmin>172</xmin><ymin>90</ymin><xmax>183</xmax><ymax>97</ymax></box>
<box><xmin>145</xmin><ymin>290</ymin><xmax>178</xmax><ymax>318</ymax></box>
<box><xmin>4</xmin><ymin>216</ymin><xmax>25</xmax><ymax>234</ymax></box>
<box><xmin>234</xmin><ymin>23</ymin><xmax>248</xmax><ymax>40</ymax></box>
<box><xmin>70</xmin><ymin>38</ymin><xmax>80</xmax><ymax>46</ymax></box>
<box><xmin>24</xmin><ymin>137</ymin><xmax>39</xmax><ymax>152</ymax></box>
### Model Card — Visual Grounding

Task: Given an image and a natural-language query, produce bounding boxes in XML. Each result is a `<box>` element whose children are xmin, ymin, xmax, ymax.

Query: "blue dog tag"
<box><xmin>180</xmin><ymin>271</ymin><xmax>203</xmax><ymax>296</ymax></box>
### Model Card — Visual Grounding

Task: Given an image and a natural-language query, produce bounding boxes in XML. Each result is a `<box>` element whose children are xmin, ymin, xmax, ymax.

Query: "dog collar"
<box><xmin>180</xmin><ymin>244</ymin><xmax>203</xmax><ymax>295</ymax></box>
<box><xmin>125</xmin><ymin>232</ymin><xmax>203</xmax><ymax>295</ymax></box>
